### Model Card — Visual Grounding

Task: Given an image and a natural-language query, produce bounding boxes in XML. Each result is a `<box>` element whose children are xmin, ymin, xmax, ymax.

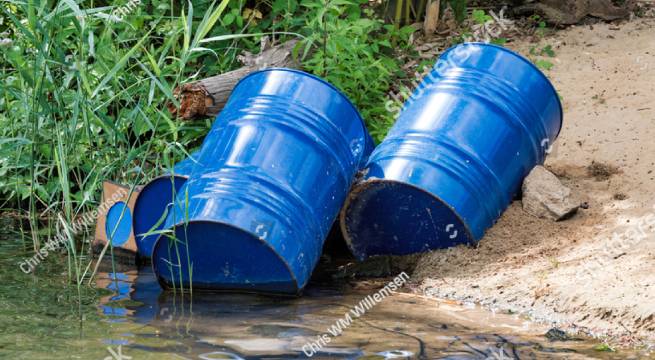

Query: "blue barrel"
<box><xmin>340</xmin><ymin>43</ymin><xmax>563</xmax><ymax>259</ymax></box>
<box><xmin>132</xmin><ymin>152</ymin><xmax>199</xmax><ymax>258</ymax></box>
<box><xmin>152</xmin><ymin>68</ymin><xmax>373</xmax><ymax>294</ymax></box>
<box><xmin>105</xmin><ymin>199</ymin><xmax>133</xmax><ymax>247</ymax></box>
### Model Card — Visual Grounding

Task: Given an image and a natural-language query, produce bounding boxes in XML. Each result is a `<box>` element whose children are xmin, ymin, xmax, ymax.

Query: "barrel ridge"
<box><xmin>214</xmin><ymin>95</ymin><xmax>357</xmax><ymax>183</ymax></box>
<box><xmin>195</xmin><ymin>166</ymin><xmax>322</xmax><ymax>241</ymax></box>
<box><xmin>439</xmin><ymin>42</ymin><xmax>563</xmax><ymax>137</ymax></box>
<box><xmin>370</xmin><ymin>133</ymin><xmax>506</xmax><ymax>225</ymax></box>
<box><xmin>422</xmin><ymin>69</ymin><xmax>549</xmax><ymax>164</ymax></box>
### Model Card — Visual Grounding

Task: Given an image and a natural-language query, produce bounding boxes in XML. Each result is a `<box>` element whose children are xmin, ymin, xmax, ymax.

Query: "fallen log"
<box><xmin>168</xmin><ymin>39</ymin><xmax>300</xmax><ymax>120</ymax></box>
<box><xmin>514</xmin><ymin>0</ymin><xmax>630</xmax><ymax>25</ymax></box>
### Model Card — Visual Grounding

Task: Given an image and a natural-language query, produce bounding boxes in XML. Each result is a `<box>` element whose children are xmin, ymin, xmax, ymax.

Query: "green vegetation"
<box><xmin>384</xmin><ymin>0</ymin><xmax>468</xmax><ymax>27</ymax></box>
<box><xmin>0</xmin><ymin>0</ymin><xmax>235</xmax><ymax>248</ymax></box>
<box><xmin>298</xmin><ymin>1</ymin><xmax>415</xmax><ymax>141</ymax></box>
<box><xmin>0</xmin><ymin>0</ymin><xmax>415</xmax><ymax>254</ymax></box>
<box><xmin>1</xmin><ymin>0</ymin><xmax>560</xmax><ymax>293</ymax></box>
<box><xmin>530</xmin><ymin>44</ymin><xmax>556</xmax><ymax>70</ymax></box>
<box><xmin>531</xmin><ymin>14</ymin><xmax>550</xmax><ymax>37</ymax></box>
<box><xmin>471</xmin><ymin>8</ymin><xmax>492</xmax><ymax>24</ymax></box>
<box><xmin>594</xmin><ymin>343</ymin><xmax>616</xmax><ymax>352</ymax></box>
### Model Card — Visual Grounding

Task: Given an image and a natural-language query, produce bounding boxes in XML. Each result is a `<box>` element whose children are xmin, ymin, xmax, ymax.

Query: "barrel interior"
<box><xmin>133</xmin><ymin>175</ymin><xmax>188</xmax><ymax>257</ymax></box>
<box><xmin>152</xmin><ymin>221</ymin><xmax>299</xmax><ymax>295</ymax></box>
<box><xmin>341</xmin><ymin>180</ymin><xmax>474</xmax><ymax>260</ymax></box>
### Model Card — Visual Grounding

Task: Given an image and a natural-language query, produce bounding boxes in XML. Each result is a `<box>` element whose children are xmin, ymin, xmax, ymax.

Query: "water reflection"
<box><xmin>94</xmin><ymin>267</ymin><xmax>631</xmax><ymax>359</ymax></box>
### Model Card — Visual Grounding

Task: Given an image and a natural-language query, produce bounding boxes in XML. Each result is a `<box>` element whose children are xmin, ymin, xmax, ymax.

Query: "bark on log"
<box><xmin>168</xmin><ymin>39</ymin><xmax>300</xmax><ymax>120</ymax></box>
<box><xmin>514</xmin><ymin>0</ymin><xmax>629</xmax><ymax>25</ymax></box>
<box><xmin>423</xmin><ymin>0</ymin><xmax>441</xmax><ymax>34</ymax></box>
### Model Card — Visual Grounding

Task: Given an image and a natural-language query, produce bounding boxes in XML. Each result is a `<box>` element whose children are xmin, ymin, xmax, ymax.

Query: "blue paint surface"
<box><xmin>132</xmin><ymin>153</ymin><xmax>199</xmax><ymax>258</ymax></box>
<box><xmin>342</xmin><ymin>43</ymin><xmax>563</xmax><ymax>259</ymax></box>
<box><xmin>105</xmin><ymin>201</ymin><xmax>133</xmax><ymax>247</ymax></box>
<box><xmin>152</xmin><ymin>69</ymin><xmax>373</xmax><ymax>294</ymax></box>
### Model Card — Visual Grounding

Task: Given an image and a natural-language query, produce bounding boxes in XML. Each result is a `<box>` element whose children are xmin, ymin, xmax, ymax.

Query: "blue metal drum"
<box><xmin>105</xmin><ymin>201</ymin><xmax>133</xmax><ymax>247</ymax></box>
<box><xmin>340</xmin><ymin>43</ymin><xmax>563</xmax><ymax>260</ymax></box>
<box><xmin>152</xmin><ymin>69</ymin><xmax>373</xmax><ymax>294</ymax></box>
<box><xmin>132</xmin><ymin>153</ymin><xmax>199</xmax><ymax>258</ymax></box>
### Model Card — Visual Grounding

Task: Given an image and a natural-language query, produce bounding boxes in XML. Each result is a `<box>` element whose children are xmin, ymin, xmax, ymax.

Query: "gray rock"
<box><xmin>545</xmin><ymin>328</ymin><xmax>572</xmax><ymax>341</ymax></box>
<box><xmin>522</xmin><ymin>166</ymin><xmax>579</xmax><ymax>221</ymax></box>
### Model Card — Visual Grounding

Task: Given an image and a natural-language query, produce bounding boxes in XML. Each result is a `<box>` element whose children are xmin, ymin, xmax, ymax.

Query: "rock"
<box><xmin>522</xmin><ymin>166</ymin><xmax>579</xmax><ymax>221</ymax></box>
<box><xmin>545</xmin><ymin>328</ymin><xmax>571</xmax><ymax>341</ymax></box>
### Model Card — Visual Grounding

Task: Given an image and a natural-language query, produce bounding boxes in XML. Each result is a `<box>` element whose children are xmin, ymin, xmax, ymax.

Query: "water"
<box><xmin>0</xmin><ymin>231</ymin><xmax>651</xmax><ymax>359</ymax></box>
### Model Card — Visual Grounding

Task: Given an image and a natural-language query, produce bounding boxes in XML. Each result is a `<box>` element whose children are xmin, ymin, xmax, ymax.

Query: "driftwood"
<box><xmin>168</xmin><ymin>39</ymin><xmax>300</xmax><ymax>120</ymax></box>
<box><xmin>423</xmin><ymin>0</ymin><xmax>441</xmax><ymax>34</ymax></box>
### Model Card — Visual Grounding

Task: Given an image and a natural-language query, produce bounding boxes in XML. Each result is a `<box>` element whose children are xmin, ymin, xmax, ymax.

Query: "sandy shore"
<box><xmin>411</xmin><ymin>18</ymin><xmax>655</xmax><ymax>345</ymax></box>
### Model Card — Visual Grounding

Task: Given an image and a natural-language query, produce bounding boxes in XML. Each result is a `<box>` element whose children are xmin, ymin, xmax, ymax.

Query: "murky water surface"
<box><xmin>0</xmin><ymin>233</ymin><xmax>651</xmax><ymax>359</ymax></box>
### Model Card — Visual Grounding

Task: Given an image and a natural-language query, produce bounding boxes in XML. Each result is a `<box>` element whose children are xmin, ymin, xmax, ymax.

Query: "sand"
<box><xmin>411</xmin><ymin>17</ymin><xmax>655</xmax><ymax>345</ymax></box>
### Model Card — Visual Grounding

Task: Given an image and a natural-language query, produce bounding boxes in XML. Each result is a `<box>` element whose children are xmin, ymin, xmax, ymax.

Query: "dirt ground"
<box><xmin>411</xmin><ymin>18</ymin><xmax>655</xmax><ymax>346</ymax></box>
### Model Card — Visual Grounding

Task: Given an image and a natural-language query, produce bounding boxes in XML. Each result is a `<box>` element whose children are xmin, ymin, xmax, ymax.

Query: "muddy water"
<box><xmin>0</xmin><ymin>234</ymin><xmax>650</xmax><ymax>359</ymax></box>
<box><xmin>92</xmin><ymin>268</ymin><xmax>652</xmax><ymax>360</ymax></box>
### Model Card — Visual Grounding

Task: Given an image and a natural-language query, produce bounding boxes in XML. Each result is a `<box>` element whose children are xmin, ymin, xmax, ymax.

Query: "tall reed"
<box><xmin>0</xmin><ymin>0</ymin><xmax>245</xmax><ymax>299</ymax></box>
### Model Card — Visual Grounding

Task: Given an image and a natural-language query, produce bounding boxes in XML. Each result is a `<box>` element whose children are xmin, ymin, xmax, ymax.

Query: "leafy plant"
<box><xmin>535</xmin><ymin>59</ymin><xmax>554</xmax><ymax>70</ymax></box>
<box><xmin>529</xmin><ymin>45</ymin><xmax>556</xmax><ymax>70</ymax></box>
<box><xmin>531</xmin><ymin>44</ymin><xmax>556</xmax><ymax>57</ymax></box>
<box><xmin>449</xmin><ymin>0</ymin><xmax>468</xmax><ymax>24</ymax></box>
<box><xmin>541</xmin><ymin>44</ymin><xmax>556</xmax><ymax>57</ymax></box>
<box><xmin>471</xmin><ymin>9</ymin><xmax>491</xmax><ymax>25</ymax></box>
<box><xmin>297</xmin><ymin>0</ymin><xmax>414</xmax><ymax>142</ymax></box>
<box><xmin>491</xmin><ymin>37</ymin><xmax>507</xmax><ymax>45</ymax></box>
<box><xmin>594</xmin><ymin>343</ymin><xmax>616</xmax><ymax>352</ymax></box>
<box><xmin>0</xmin><ymin>0</ymin><xmax>271</xmax><ymax>285</ymax></box>
<box><xmin>530</xmin><ymin>14</ymin><xmax>549</xmax><ymax>37</ymax></box>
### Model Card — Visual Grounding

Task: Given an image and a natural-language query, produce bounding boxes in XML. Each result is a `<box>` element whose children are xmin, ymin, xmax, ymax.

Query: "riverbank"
<box><xmin>411</xmin><ymin>18</ymin><xmax>655</xmax><ymax>347</ymax></box>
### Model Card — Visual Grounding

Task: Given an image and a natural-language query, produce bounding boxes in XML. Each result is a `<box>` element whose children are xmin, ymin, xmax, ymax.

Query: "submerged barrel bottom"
<box><xmin>152</xmin><ymin>221</ymin><xmax>299</xmax><ymax>295</ymax></box>
<box><xmin>341</xmin><ymin>180</ymin><xmax>474</xmax><ymax>260</ymax></box>
<box><xmin>133</xmin><ymin>175</ymin><xmax>188</xmax><ymax>258</ymax></box>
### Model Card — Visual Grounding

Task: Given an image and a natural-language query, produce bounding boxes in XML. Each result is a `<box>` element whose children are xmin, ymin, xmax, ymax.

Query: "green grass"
<box><xmin>1</xmin><ymin>0</ymin><xmax>232</xmax><ymax>235</ymax></box>
<box><xmin>2</xmin><ymin>0</ymin><xmax>272</xmax><ymax>305</ymax></box>
<box><xmin>0</xmin><ymin>0</ymin><xmax>413</xmax><ymax>231</ymax></box>
<box><xmin>298</xmin><ymin>0</ymin><xmax>415</xmax><ymax>142</ymax></box>
<box><xmin>0</xmin><ymin>0</ymin><xmax>414</xmax><ymax>291</ymax></box>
